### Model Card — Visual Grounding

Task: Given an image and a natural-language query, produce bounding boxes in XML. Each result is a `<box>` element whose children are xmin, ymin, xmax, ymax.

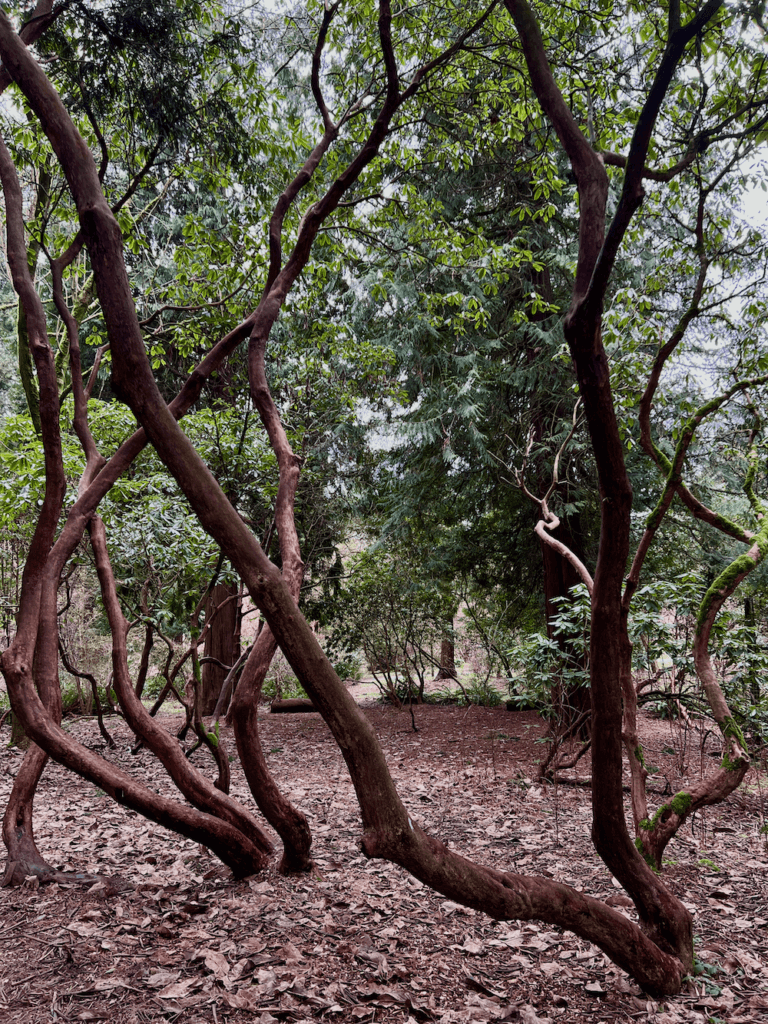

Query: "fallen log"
<box><xmin>269</xmin><ymin>698</ymin><xmax>317</xmax><ymax>714</ymax></box>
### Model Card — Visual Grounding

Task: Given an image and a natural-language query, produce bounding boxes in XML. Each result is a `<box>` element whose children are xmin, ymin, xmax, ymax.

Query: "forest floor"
<box><xmin>1</xmin><ymin>700</ymin><xmax>768</xmax><ymax>1024</ymax></box>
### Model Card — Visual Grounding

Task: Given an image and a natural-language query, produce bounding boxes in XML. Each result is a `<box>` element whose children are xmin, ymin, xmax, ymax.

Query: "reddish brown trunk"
<box><xmin>2</xmin><ymin>744</ymin><xmax>50</xmax><ymax>885</ymax></box>
<box><xmin>230</xmin><ymin>627</ymin><xmax>314</xmax><ymax>874</ymax></box>
<box><xmin>202</xmin><ymin>581</ymin><xmax>239</xmax><ymax>715</ymax></box>
<box><xmin>4</xmin><ymin>649</ymin><xmax>269</xmax><ymax>877</ymax></box>
<box><xmin>1</xmin><ymin>743</ymin><xmax>124</xmax><ymax>890</ymax></box>
<box><xmin>270</xmin><ymin>698</ymin><xmax>316</xmax><ymax>713</ymax></box>
<box><xmin>434</xmin><ymin>636</ymin><xmax>456</xmax><ymax>680</ymax></box>
<box><xmin>89</xmin><ymin>517</ymin><xmax>273</xmax><ymax>865</ymax></box>
<box><xmin>0</xmin><ymin>2</ymin><xmax>722</xmax><ymax>992</ymax></box>
<box><xmin>502</xmin><ymin>0</ymin><xmax>717</xmax><ymax>970</ymax></box>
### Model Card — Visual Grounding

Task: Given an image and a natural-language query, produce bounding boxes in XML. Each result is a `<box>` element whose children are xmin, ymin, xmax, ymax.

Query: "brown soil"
<box><xmin>1</xmin><ymin>703</ymin><xmax>767</xmax><ymax>1024</ymax></box>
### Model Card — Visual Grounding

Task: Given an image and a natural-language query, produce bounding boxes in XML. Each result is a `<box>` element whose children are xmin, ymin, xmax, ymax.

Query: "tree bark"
<box><xmin>88</xmin><ymin>516</ymin><xmax>274</xmax><ymax>864</ymax></box>
<box><xmin>0</xmin><ymin>2</ymin><xmax>724</xmax><ymax>991</ymax></box>
<box><xmin>2</xmin><ymin>743</ymin><xmax>49</xmax><ymax>885</ymax></box>
<box><xmin>270</xmin><ymin>698</ymin><xmax>316</xmax><ymax>713</ymax></box>
<box><xmin>230</xmin><ymin>629</ymin><xmax>314</xmax><ymax>873</ymax></box>
<box><xmin>502</xmin><ymin>0</ymin><xmax>729</xmax><ymax>969</ymax></box>
<box><xmin>9</xmin><ymin>712</ymin><xmax>30</xmax><ymax>750</ymax></box>
<box><xmin>201</xmin><ymin>581</ymin><xmax>239</xmax><ymax>715</ymax></box>
<box><xmin>434</xmin><ymin>635</ymin><xmax>456</xmax><ymax>680</ymax></box>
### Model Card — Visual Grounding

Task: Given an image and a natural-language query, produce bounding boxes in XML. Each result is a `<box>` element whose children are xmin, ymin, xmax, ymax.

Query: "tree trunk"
<box><xmin>270</xmin><ymin>697</ymin><xmax>316</xmax><ymax>713</ymax></box>
<box><xmin>0</xmin><ymin>4</ymin><xmax>724</xmax><ymax>990</ymax></box>
<box><xmin>2</xmin><ymin>743</ymin><xmax>49</xmax><ymax>885</ymax></box>
<box><xmin>201</xmin><ymin>581</ymin><xmax>239</xmax><ymax>715</ymax></box>
<box><xmin>434</xmin><ymin>635</ymin><xmax>456</xmax><ymax>680</ymax></box>
<box><xmin>230</xmin><ymin>628</ymin><xmax>314</xmax><ymax>874</ymax></box>
<box><xmin>9</xmin><ymin>712</ymin><xmax>30</xmax><ymax>750</ymax></box>
<box><xmin>88</xmin><ymin>516</ymin><xmax>274</xmax><ymax>864</ymax></box>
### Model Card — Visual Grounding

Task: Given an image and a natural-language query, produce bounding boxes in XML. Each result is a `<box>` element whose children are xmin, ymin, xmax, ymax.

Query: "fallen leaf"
<box><xmin>202</xmin><ymin>948</ymin><xmax>230</xmax><ymax>978</ymax></box>
<box><xmin>157</xmin><ymin>978</ymin><xmax>201</xmax><ymax>999</ymax></box>
<box><xmin>145</xmin><ymin>970</ymin><xmax>180</xmax><ymax>989</ymax></box>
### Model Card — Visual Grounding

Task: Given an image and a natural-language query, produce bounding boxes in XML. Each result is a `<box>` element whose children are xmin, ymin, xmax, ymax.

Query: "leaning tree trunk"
<box><xmin>0</xmin><ymin>1</ymin><xmax>731</xmax><ymax>993</ymax></box>
<box><xmin>89</xmin><ymin>517</ymin><xmax>274</xmax><ymax>863</ymax></box>
<box><xmin>622</xmin><ymin>342</ymin><xmax>765</xmax><ymax>868</ymax></box>
<box><xmin>0</xmin><ymin>102</ymin><xmax>271</xmax><ymax>881</ymax></box>
<box><xmin>230</xmin><ymin>628</ymin><xmax>314</xmax><ymax>873</ymax></box>
<box><xmin>502</xmin><ymin>0</ymin><xmax>715</xmax><ymax>970</ymax></box>
<box><xmin>2</xmin><ymin>743</ymin><xmax>50</xmax><ymax>885</ymax></box>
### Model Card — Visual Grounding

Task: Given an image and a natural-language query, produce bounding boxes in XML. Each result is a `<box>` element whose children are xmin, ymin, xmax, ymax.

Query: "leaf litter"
<box><xmin>1</xmin><ymin>702</ymin><xmax>767</xmax><ymax>1024</ymax></box>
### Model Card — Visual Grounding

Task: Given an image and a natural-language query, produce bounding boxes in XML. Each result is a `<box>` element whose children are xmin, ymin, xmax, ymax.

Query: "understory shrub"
<box><xmin>60</xmin><ymin>678</ymin><xmax>113</xmax><ymax>717</ymax></box>
<box><xmin>262</xmin><ymin>649</ymin><xmax>309</xmax><ymax>701</ymax></box>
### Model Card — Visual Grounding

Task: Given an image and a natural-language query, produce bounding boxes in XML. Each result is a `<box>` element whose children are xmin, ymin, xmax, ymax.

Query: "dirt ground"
<box><xmin>1</xmin><ymin>700</ymin><xmax>767</xmax><ymax>1024</ymax></box>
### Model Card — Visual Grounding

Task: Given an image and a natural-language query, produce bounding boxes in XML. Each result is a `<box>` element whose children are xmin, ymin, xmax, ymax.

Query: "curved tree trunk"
<box><xmin>635</xmin><ymin>523</ymin><xmax>758</xmax><ymax>869</ymax></box>
<box><xmin>502</xmin><ymin>0</ymin><xmax>712</xmax><ymax>970</ymax></box>
<box><xmin>4</xmin><ymin>653</ymin><xmax>270</xmax><ymax>877</ymax></box>
<box><xmin>2</xmin><ymin>743</ymin><xmax>50</xmax><ymax>885</ymax></box>
<box><xmin>0</xmin><ymin>1</ymin><xmax>736</xmax><ymax>993</ymax></box>
<box><xmin>1</xmin><ymin>742</ymin><xmax>126</xmax><ymax>890</ymax></box>
<box><xmin>230</xmin><ymin>628</ymin><xmax>314</xmax><ymax>873</ymax></box>
<box><xmin>89</xmin><ymin>516</ymin><xmax>274</xmax><ymax>864</ymax></box>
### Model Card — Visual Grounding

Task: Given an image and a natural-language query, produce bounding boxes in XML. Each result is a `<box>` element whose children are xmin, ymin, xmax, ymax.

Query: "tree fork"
<box><xmin>230</xmin><ymin>629</ymin><xmax>314</xmax><ymax>874</ymax></box>
<box><xmin>0</xmin><ymin>4</ymin><xmax>699</xmax><ymax>992</ymax></box>
<box><xmin>89</xmin><ymin>516</ymin><xmax>275</xmax><ymax>863</ymax></box>
<box><xmin>499</xmin><ymin>0</ymin><xmax>742</xmax><ymax>968</ymax></box>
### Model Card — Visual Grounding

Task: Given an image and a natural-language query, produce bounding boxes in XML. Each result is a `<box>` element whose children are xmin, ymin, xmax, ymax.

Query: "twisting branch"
<box><xmin>511</xmin><ymin>400</ymin><xmax>594</xmax><ymax>595</ymax></box>
<box><xmin>77</xmin><ymin>74</ymin><xmax>108</xmax><ymax>182</ymax></box>
<box><xmin>264</xmin><ymin>3</ymin><xmax>342</xmax><ymax>295</ymax></box>
<box><xmin>585</xmin><ymin>0</ymin><xmax>725</xmax><ymax>316</ymax></box>
<box><xmin>600</xmin><ymin>139</ymin><xmax>703</xmax><ymax>182</ymax></box>
<box><xmin>88</xmin><ymin>516</ymin><xmax>273</xmax><ymax>861</ymax></box>
<box><xmin>635</xmin><ymin>436</ymin><xmax>766</xmax><ymax>869</ymax></box>
<box><xmin>57</xmin><ymin>638</ymin><xmax>114</xmax><ymax>747</ymax></box>
<box><xmin>311</xmin><ymin>1</ymin><xmax>341</xmax><ymax>131</ymax></box>
<box><xmin>502</xmin><ymin>0</ymin><xmax>734</xmax><ymax>971</ymax></box>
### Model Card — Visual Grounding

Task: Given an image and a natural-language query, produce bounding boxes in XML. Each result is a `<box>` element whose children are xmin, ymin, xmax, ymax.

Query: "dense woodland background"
<box><xmin>1</xmin><ymin>0</ymin><xmax>768</xmax><ymax>1013</ymax></box>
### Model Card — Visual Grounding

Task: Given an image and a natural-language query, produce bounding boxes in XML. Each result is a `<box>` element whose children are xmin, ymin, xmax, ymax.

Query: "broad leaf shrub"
<box><xmin>506</xmin><ymin>576</ymin><xmax>768</xmax><ymax>740</ymax></box>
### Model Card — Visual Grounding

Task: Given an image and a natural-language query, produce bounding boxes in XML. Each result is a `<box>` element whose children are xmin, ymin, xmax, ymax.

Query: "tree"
<box><xmin>340</xmin><ymin>55</ymin><xmax>601</xmax><ymax>715</ymax></box>
<box><xmin>327</xmin><ymin>547</ymin><xmax>451</xmax><ymax>705</ymax></box>
<box><xmin>1</xmin><ymin>0</ymin><xmax>768</xmax><ymax>999</ymax></box>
